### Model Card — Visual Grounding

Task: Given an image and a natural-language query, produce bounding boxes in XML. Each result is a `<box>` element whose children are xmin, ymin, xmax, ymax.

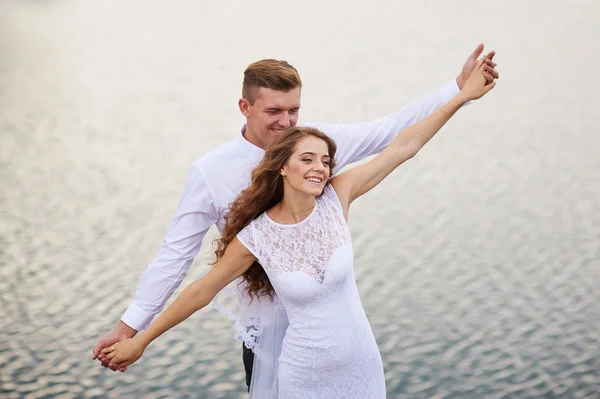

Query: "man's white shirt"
<box><xmin>121</xmin><ymin>80</ymin><xmax>460</xmax><ymax>330</ymax></box>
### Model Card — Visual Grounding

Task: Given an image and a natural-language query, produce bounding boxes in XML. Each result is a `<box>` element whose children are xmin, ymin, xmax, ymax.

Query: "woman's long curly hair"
<box><xmin>213</xmin><ymin>126</ymin><xmax>337</xmax><ymax>300</ymax></box>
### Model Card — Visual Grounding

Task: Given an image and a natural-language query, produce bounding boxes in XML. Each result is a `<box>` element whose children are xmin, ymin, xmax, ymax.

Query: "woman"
<box><xmin>101</xmin><ymin>59</ymin><xmax>495</xmax><ymax>398</ymax></box>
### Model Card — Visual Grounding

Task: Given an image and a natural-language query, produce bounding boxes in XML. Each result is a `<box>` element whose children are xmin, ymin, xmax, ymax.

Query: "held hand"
<box><xmin>456</xmin><ymin>43</ymin><xmax>499</xmax><ymax>90</ymax></box>
<box><xmin>92</xmin><ymin>321</ymin><xmax>137</xmax><ymax>372</ymax></box>
<box><xmin>460</xmin><ymin>58</ymin><xmax>497</xmax><ymax>101</ymax></box>
<box><xmin>100</xmin><ymin>336</ymin><xmax>147</xmax><ymax>369</ymax></box>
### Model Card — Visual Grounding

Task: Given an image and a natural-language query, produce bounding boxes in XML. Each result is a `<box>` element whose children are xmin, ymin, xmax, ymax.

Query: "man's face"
<box><xmin>240</xmin><ymin>87</ymin><xmax>301</xmax><ymax>148</ymax></box>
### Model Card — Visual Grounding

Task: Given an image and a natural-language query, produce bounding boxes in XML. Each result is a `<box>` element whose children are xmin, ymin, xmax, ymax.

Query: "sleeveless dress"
<box><xmin>236</xmin><ymin>184</ymin><xmax>386</xmax><ymax>399</ymax></box>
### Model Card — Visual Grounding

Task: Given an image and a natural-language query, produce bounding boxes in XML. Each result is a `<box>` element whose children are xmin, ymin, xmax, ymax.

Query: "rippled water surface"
<box><xmin>1</xmin><ymin>1</ymin><xmax>599</xmax><ymax>398</ymax></box>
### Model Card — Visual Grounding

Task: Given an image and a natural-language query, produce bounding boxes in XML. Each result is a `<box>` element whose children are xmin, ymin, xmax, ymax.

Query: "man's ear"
<box><xmin>238</xmin><ymin>98</ymin><xmax>250</xmax><ymax>117</ymax></box>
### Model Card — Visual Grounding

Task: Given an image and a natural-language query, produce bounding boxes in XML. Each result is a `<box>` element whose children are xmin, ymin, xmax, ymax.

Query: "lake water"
<box><xmin>1</xmin><ymin>1</ymin><xmax>599</xmax><ymax>398</ymax></box>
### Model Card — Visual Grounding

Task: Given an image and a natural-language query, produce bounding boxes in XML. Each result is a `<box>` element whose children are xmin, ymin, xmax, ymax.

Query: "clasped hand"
<box><xmin>100</xmin><ymin>336</ymin><xmax>146</xmax><ymax>369</ymax></box>
<box><xmin>460</xmin><ymin>58</ymin><xmax>497</xmax><ymax>102</ymax></box>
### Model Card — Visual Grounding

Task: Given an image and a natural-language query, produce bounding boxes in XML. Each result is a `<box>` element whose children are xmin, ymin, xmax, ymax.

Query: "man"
<box><xmin>92</xmin><ymin>44</ymin><xmax>498</xmax><ymax>389</ymax></box>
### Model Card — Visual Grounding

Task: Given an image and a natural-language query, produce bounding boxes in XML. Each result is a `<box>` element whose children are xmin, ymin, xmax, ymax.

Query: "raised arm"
<box><xmin>307</xmin><ymin>80</ymin><xmax>459</xmax><ymax>170</ymax></box>
<box><xmin>92</xmin><ymin>165</ymin><xmax>218</xmax><ymax>369</ymax></box>
<box><xmin>307</xmin><ymin>44</ymin><xmax>497</xmax><ymax>171</ymax></box>
<box><xmin>101</xmin><ymin>237</ymin><xmax>257</xmax><ymax>368</ymax></box>
<box><xmin>331</xmin><ymin>59</ymin><xmax>495</xmax><ymax>210</ymax></box>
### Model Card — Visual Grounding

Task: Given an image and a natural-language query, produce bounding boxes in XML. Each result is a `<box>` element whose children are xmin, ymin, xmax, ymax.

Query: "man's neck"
<box><xmin>241</xmin><ymin>124</ymin><xmax>266</xmax><ymax>150</ymax></box>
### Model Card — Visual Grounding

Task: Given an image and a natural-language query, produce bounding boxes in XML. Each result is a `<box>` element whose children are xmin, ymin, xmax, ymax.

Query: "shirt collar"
<box><xmin>236</xmin><ymin>124</ymin><xmax>265</xmax><ymax>159</ymax></box>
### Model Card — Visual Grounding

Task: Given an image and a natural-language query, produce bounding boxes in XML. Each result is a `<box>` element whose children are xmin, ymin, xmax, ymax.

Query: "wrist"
<box><xmin>456</xmin><ymin>75</ymin><xmax>465</xmax><ymax>90</ymax></box>
<box><xmin>116</xmin><ymin>320</ymin><xmax>138</xmax><ymax>338</ymax></box>
<box><xmin>136</xmin><ymin>330</ymin><xmax>153</xmax><ymax>348</ymax></box>
<box><xmin>454</xmin><ymin>91</ymin><xmax>471</xmax><ymax>105</ymax></box>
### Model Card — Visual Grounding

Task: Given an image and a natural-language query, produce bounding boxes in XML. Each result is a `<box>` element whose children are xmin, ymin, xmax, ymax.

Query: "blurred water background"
<box><xmin>1</xmin><ymin>1</ymin><xmax>599</xmax><ymax>398</ymax></box>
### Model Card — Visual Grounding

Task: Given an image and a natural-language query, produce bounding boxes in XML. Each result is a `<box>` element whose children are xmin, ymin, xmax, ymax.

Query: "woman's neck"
<box><xmin>268</xmin><ymin>192</ymin><xmax>316</xmax><ymax>224</ymax></box>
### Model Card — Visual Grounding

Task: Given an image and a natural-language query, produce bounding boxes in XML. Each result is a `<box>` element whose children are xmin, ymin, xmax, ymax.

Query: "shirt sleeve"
<box><xmin>305</xmin><ymin>79</ymin><xmax>460</xmax><ymax>171</ymax></box>
<box><xmin>121</xmin><ymin>164</ymin><xmax>218</xmax><ymax>330</ymax></box>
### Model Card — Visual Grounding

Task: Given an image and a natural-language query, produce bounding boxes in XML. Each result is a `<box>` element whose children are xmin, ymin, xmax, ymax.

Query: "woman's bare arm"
<box><xmin>102</xmin><ymin>237</ymin><xmax>256</xmax><ymax>367</ymax></box>
<box><xmin>332</xmin><ymin>59</ymin><xmax>495</xmax><ymax>212</ymax></box>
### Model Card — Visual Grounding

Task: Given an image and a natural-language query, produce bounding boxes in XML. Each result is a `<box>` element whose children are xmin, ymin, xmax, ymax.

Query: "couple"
<box><xmin>93</xmin><ymin>45</ymin><xmax>498</xmax><ymax>398</ymax></box>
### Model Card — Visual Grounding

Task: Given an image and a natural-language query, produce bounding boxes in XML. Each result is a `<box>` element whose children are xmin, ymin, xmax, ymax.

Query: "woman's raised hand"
<box><xmin>460</xmin><ymin>58</ymin><xmax>497</xmax><ymax>101</ymax></box>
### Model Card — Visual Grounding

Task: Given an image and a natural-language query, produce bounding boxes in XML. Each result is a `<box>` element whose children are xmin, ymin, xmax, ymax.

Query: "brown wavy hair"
<box><xmin>213</xmin><ymin>126</ymin><xmax>337</xmax><ymax>300</ymax></box>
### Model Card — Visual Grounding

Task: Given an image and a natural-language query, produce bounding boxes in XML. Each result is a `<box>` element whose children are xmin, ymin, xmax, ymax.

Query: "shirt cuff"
<box><xmin>440</xmin><ymin>79</ymin><xmax>471</xmax><ymax>106</ymax></box>
<box><xmin>121</xmin><ymin>302</ymin><xmax>154</xmax><ymax>331</ymax></box>
<box><xmin>440</xmin><ymin>79</ymin><xmax>461</xmax><ymax>102</ymax></box>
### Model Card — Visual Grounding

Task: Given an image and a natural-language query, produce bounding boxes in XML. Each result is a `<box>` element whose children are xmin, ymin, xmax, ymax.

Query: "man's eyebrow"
<box><xmin>265</xmin><ymin>106</ymin><xmax>300</xmax><ymax>111</ymax></box>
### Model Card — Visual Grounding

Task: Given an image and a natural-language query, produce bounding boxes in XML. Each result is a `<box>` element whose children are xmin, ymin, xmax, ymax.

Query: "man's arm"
<box><xmin>306</xmin><ymin>79</ymin><xmax>460</xmax><ymax>170</ymax></box>
<box><xmin>92</xmin><ymin>164</ymin><xmax>218</xmax><ymax>370</ymax></box>
<box><xmin>307</xmin><ymin>45</ymin><xmax>497</xmax><ymax>170</ymax></box>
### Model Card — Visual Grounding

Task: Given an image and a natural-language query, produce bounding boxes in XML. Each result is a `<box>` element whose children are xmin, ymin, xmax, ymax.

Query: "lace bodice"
<box><xmin>237</xmin><ymin>184</ymin><xmax>351</xmax><ymax>284</ymax></box>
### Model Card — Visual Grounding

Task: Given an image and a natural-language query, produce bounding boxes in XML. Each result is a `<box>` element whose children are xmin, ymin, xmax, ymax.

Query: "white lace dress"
<box><xmin>236</xmin><ymin>184</ymin><xmax>386</xmax><ymax>399</ymax></box>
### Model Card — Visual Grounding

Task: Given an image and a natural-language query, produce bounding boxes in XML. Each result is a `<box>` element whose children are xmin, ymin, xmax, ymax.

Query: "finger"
<box><xmin>483</xmin><ymin>72</ymin><xmax>494</xmax><ymax>83</ymax></box>
<box><xmin>485</xmin><ymin>50</ymin><xmax>496</xmax><ymax>61</ymax></box>
<box><xmin>483</xmin><ymin>81</ymin><xmax>497</xmax><ymax>94</ymax></box>
<box><xmin>471</xmin><ymin>58</ymin><xmax>484</xmax><ymax>73</ymax></box>
<box><xmin>483</xmin><ymin>65</ymin><xmax>498</xmax><ymax>80</ymax></box>
<box><xmin>100</xmin><ymin>347</ymin><xmax>112</xmax><ymax>355</ymax></box>
<box><xmin>109</xmin><ymin>357</ymin><xmax>125</xmax><ymax>368</ymax></box>
<box><xmin>487</xmin><ymin>67</ymin><xmax>499</xmax><ymax>79</ymax></box>
<box><xmin>97</xmin><ymin>353</ymin><xmax>106</xmax><ymax>360</ymax></box>
<box><xmin>476</xmin><ymin>58</ymin><xmax>487</xmax><ymax>72</ymax></box>
<box><xmin>470</xmin><ymin>43</ymin><xmax>484</xmax><ymax>60</ymax></box>
<box><xmin>92</xmin><ymin>342</ymin><xmax>105</xmax><ymax>359</ymax></box>
<box><xmin>111</xmin><ymin>352</ymin><xmax>127</xmax><ymax>364</ymax></box>
<box><xmin>106</xmin><ymin>352</ymin><xmax>117</xmax><ymax>361</ymax></box>
<box><xmin>119</xmin><ymin>361</ymin><xmax>132</xmax><ymax>370</ymax></box>
<box><xmin>484</xmin><ymin>59</ymin><xmax>495</xmax><ymax>69</ymax></box>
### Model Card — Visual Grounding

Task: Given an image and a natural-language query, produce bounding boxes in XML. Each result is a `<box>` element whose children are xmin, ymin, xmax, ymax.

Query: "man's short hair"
<box><xmin>242</xmin><ymin>59</ymin><xmax>302</xmax><ymax>105</ymax></box>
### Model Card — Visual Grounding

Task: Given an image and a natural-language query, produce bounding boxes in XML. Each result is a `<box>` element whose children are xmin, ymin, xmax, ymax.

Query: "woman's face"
<box><xmin>281</xmin><ymin>136</ymin><xmax>331</xmax><ymax>197</ymax></box>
